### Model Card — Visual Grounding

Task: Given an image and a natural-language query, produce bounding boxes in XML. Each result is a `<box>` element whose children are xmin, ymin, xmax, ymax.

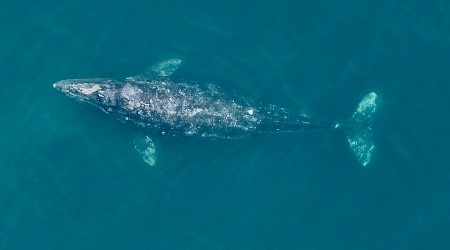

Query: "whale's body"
<box><xmin>53</xmin><ymin>59</ymin><xmax>378</xmax><ymax>167</ymax></box>
<box><xmin>54</xmin><ymin>77</ymin><xmax>334</xmax><ymax>139</ymax></box>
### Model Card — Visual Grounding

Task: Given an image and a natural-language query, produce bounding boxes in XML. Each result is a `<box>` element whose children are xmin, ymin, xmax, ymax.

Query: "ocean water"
<box><xmin>1</xmin><ymin>0</ymin><xmax>450</xmax><ymax>249</ymax></box>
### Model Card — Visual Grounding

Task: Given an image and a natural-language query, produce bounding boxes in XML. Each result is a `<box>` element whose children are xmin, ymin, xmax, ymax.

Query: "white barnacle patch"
<box><xmin>187</xmin><ymin>108</ymin><xmax>203</xmax><ymax>117</ymax></box>
<box><xmin>101</xmin><ymin>88</ymin><xmax>117</xmax><ymax>105</ymax></box>
<box><xmin>121</xmin><ymin>84</ymin><xmax>143</xmax><ymax>99</ymax></box>
<box><xmin>79</xmin><ymin>84</ymin><xmax>101</xmax><ymax>95</ymax></box>
<box><xmin>121</xmin><ymin>84</ymin><xmax>143</xmax><ymax>110</ymax></box>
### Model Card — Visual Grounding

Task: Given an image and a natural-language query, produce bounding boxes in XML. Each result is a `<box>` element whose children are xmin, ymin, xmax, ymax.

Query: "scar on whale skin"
<box><xmin>79</xmin><ymin>84</ymin><xmax>102</xmax><ymax>95</ymax></box>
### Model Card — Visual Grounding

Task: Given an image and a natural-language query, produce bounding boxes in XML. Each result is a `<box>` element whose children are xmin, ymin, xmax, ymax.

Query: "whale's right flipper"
<box><xmin>148</xmin><ymin>58</ymin><xmax>182</xmax><ymax>77</ymax></box>
<box><xmin>133</xmin><ymin>133</ymin><xmax>157</xmax><ymax>166</ymax></box>
<box><xmin>344</xmin><ymin>92</ymin><xmax>378</xmax><ymax>167</ymax></box>
<box><xmin>127</xmin><ymin>58</ymin><xmax>183</xmax><ymax>84</ymax></box>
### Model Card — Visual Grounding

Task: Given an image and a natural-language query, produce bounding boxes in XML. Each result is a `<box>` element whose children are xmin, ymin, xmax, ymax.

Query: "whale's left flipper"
<box><xmin>340</xmin><ymin>92</ymin><xmax>378</xmax><ymax>167</ymax></box>
<box><xmin>134</xmin><ymin>134</ymin><xmax>157</xmax><ymax>166</ymax></box>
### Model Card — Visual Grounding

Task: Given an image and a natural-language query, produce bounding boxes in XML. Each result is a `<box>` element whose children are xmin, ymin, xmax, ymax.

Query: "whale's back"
<box><xmin>117</xmin><ymin>79</ymin><xmax>261</xmax><ymax>138</ymax></box>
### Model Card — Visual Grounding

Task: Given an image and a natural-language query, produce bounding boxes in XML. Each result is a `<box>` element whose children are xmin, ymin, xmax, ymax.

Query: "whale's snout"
<box><xmin>52</xmin><ymin>79</ymin><xmax>82</xmax><ymax>98</ymax></box>
<box><xmin>53</xmin><ymin>78</ymin><xmax>119</xmax><ymax>109</ymax></box>
<box><xmin>53</xmin><ymin>80</ymin><xmax>68</xmax><ymax>92</ymax></box>
<box><xmin>53</xmin><ymin>79</ymin><xmax>111</xmax><ymax>96</ymax></box>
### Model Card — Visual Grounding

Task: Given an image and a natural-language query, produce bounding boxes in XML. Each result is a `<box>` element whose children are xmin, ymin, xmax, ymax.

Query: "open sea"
<box><xmin>1</xmin><ymin>0</ymin><xmax>450</xmax><ymax>249</ymax></box>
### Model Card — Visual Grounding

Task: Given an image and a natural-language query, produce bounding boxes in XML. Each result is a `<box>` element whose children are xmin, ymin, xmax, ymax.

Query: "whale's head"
<box><xmin>53</xmin><ymin>78</ymin><xmax>121</xmax><ymax>112</ymax></box>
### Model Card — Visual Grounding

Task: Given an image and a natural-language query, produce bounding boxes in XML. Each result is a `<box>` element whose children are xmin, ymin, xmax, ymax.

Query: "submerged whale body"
<box><xmin>53</xmin><ymin>59</ymin><xmax>378</xmax><ymax>167</ymax></box>
<box><xmin>53</xmin><ymin>78</ymin><xmax>335</xmax><ymax>138</ymax></box>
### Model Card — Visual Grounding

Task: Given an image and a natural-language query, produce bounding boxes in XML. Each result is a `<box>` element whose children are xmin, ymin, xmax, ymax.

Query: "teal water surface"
<box><xmin>1</xmin><ymin>0</ymin><xmax>450</xmax><ymax>249</ymax></box>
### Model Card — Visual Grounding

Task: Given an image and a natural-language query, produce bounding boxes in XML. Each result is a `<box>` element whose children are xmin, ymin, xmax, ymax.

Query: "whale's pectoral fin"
<box><xmin>133</xmin><ymin>133</ymin><xmax>156</xmax><ymax>166</ymax></box>
<box><xmin>146</xmin><ymin>58</ymin><xmax>182</xmax><ymax>77</ymax></box>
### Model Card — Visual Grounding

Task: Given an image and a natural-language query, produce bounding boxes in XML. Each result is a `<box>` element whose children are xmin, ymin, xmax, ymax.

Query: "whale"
<box><xmin>53</xmin><ymin>59</ymin><xmax>378</xmax><ymax>167</ymax></box>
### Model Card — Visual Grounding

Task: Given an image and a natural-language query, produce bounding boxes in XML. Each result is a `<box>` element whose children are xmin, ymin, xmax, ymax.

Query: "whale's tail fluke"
<box><xmin>336</xmin><ymin>92</ymin><xmax>378</xmax><ymax>167</ymax></box>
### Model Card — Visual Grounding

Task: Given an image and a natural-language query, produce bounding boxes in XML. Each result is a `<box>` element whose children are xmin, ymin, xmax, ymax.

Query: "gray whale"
<box><xmin>53</xmin><ymin>59</ymin><xmax>378</xmax><ymax>167</ymax></box>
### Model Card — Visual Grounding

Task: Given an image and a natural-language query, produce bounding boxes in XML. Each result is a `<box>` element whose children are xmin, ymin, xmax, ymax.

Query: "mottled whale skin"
<box><xmin>53</xmin><ymin>77</ymin><xmax>335</xmax><ymax>139</ymax></box>
<box><xmin>53</xmin><ymin>61</ymin><xmax>377</xmax><ymax>167</ymax></box>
